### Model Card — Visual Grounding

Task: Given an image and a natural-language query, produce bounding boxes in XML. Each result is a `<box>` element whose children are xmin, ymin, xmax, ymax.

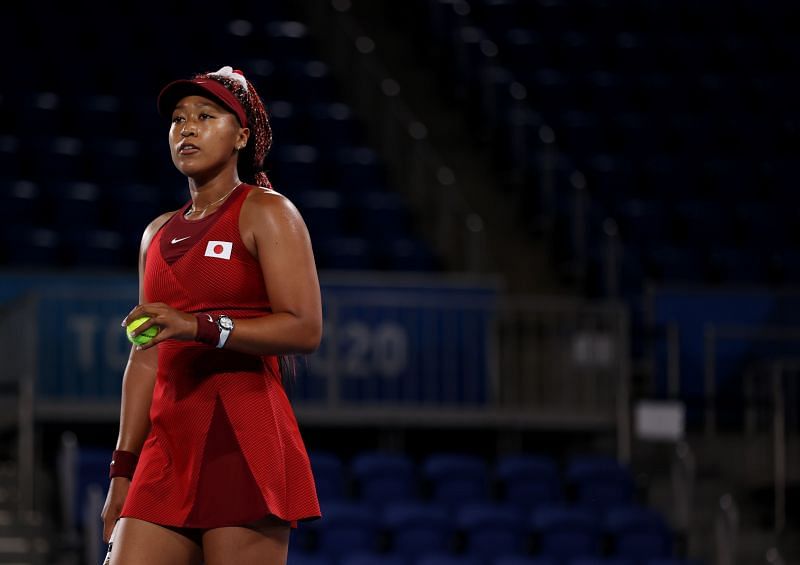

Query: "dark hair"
<box><xmin>195</xmin><ymin>71</ymin><xmax>273</xmax><ymax>189</ymax></box>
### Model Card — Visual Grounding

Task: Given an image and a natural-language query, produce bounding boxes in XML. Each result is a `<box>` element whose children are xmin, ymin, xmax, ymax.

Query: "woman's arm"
<box><xmin>126</xmin><ymin>191</ymin><xmax>322</xmax><ymax>356</ymax></box>
<box><xmin>223</xmin><ymin>189</ymin><xmax>323</xmax><ymax>355</ymax></box>
<box><xmin>101</xmin><ymin>211</ymin><xmax>172</xmax><ymax>541</ymax></box>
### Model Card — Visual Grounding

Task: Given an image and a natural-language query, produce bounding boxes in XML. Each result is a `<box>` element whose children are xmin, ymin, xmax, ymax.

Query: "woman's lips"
<box><xmin>178</xmin><ymin>143</ymin><xmax>199</xmax><ymax>155</ymax></box>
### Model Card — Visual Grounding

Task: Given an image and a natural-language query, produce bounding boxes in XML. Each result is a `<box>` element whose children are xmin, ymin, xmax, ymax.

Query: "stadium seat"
<box><xmin>568</xmin><ymin>558</ymin><xmax>634</xmax><ymax>565</ymax></box>
<box><xmin>271</xmin><ymin>145</ymin><xmax>322</xmax><ymax>190</ymax></box>
<box><xmin>308</xmin><ymin>450</ymin><xmax>347</xmax><ymax>502</ymax></box>
<box><xmin>0</xmin><ymin>179</ymin><xmax>40</xmax><ymax>227</ymax></box>
<box><xmin>287</xmin><ymin>551</ymin><xmax>335</xmax><ymax>565</ymax></box>
<box><xmin>74</xmin><ymin>94</ymin><xmax>125</xmax><ymax>137</ymax></box>
<box><xmin>1</xmin><ymin>226</ymin><xmax>61</xmax><ymax>267</ymax></box>
<box><xmin>415</xmin><ymin>553</ymin><xmax>482</xmax><ymax>565</ymax></box>
<box><xmin>494</xmin><ymin>557</ymin><xmax>558</xmax><ymax>565</ymax></box>
<box><xmin>312</xmin><ymin>501</ymin><xmax>378</xmax><ymax>558</ymax></box>
<box><xmin>495</xmin><ymin>454</ymin><xmax>562</xmax><ymax>510</ymax></box>
<box><xmin>351</xmin><ymin>451</ymin><xmax>417</xmax><ymax>506</ymax></box>
<box><xmin>64</xmin><ymin>229</ymin><xmax>125</xmax><ymax>268</ymax></box>
<box><xmin>106</xmin><ymin>183</ymin><xmax>163</xmax><ymax>234</ymax></box>
<box><xmin>340</xmin><ymin>552</ymin><xmax>408</xmax><ymax>565</ymax></box>
<box><xmin>383</xmin><ymin>501</ymin><xmax>452</xmax><ymax>557</ymax></box>
<box><xmin>422</xmin><ymin>453</ymin><xmax>490</xmax><ymax>506</ymax></box>
<box><xmin>49</xmin><ymin>181</ymin><xmax>102</xmax><ymax>231</ymax></box>
<box><xmin>317</xmin><ymin>236</ymin><xmax>374</xmax><ymax>270</ymax></box>
<box><xmin>294</xmin><ymin>190</ymin><xmax>345</xmax><ymax>241</ymax></box>
<box><xmin>309</xmin><ymin>102</ymin><xmax>361</xmax><ymax>147</ymax></box>
<box><xmin>456</xmin><ymin>502</ymin><xmax>527</xmax><ymax>558</ymax></box>
<box><xmin>566</xmin><ymin>456</ymin><xmax>635</xmax><ymax>511</ymax></box>
<box><xmin>85</xmin><ymin>137</ymin><xmax>140</xmax><ymax>182</ymax></box>
<box><xmin>530</xmin><ymin>504</ymin><xmax>601</xmax><ymax>560</ymax></box>
<box><xmin>0</xmin><ymin>135</ymin><xmax>21</xmax><ymax>179</ymax></box>
<box><xmin>26</xmin><ymin>135</ymin><xmax>86</xmax><ymax>181</ymax></box>
<box><xmin>604</xmin><ymin>505</ymin><xmax>672</xmax><ymax>561</ymax></box>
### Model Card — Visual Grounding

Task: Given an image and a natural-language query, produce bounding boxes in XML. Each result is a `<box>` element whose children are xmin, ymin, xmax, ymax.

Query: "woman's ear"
<box><xmin>236</xmin><ymin>127</ymin><xmax>251</xmax><ymax>151</ymax></box>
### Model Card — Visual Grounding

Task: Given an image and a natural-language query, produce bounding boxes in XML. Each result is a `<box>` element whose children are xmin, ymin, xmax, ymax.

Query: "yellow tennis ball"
<box><xmin>126</xmin><ymin>316</ymin><xmax>159</xmax><ymax>345</ymax></box>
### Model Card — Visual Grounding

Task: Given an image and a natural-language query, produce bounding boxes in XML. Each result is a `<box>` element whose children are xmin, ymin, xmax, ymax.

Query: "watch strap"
<box><xmin>216</xmin><ymin>316</ymin><xmax>233</xmax><ymax>349</ymax></box>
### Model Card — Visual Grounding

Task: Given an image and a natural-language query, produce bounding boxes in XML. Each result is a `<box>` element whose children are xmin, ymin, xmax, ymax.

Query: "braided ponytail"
<box><xmin>197</xmin><ymin>71</ymin><xmax>273</xmax><ymax>189</ymax></box>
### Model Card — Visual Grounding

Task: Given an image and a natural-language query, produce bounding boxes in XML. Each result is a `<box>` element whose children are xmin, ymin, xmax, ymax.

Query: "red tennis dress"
<box><xmin>121</xmin><ymin>184</ymin><xmax>320</xmax><ymax>528</ymax></box>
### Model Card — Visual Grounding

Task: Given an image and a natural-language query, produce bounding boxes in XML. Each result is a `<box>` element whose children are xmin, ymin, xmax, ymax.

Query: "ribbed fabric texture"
<box><xmin>121</xmin><ymin>184</ymin><xmax>321</xmax><ymax>528</ymax></box>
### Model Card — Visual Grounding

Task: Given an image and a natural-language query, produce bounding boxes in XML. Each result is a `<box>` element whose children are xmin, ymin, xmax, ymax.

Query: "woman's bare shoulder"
<box><xmin>141</xmin><ymin>210</ymin><xmax>178</xmax><ymax>251</ymax></box>
<box><xmin>242</xmin><ymin>186</ymin><xmax>304</xmax><ymax>226</ymax></box>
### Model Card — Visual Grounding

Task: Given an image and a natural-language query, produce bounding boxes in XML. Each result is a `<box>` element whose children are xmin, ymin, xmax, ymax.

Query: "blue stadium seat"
<box><xmin>422</xmin><ymin>454</ymin><xmax>489</xmax><ymax>506</ymax></box>
<box><xmin>49</xmin><ymin>181</ymin><xmax>102</xmax><ymax>231</ymax></box>
<box><xmin>604</xmin><ymin>505</ymin><xmax>672</xmax><ymax>561</ymax></box>
<box><xmin>495</xmin><ymin>454</ymin><xmax>562</xmax><ymax>510</ymax></box>
<box><xmin>85</xmin><ymin>137</ymin><xmax>140</xmax><ymax>182</ymax></box>
<box><xmin>308</xmin><ymin>450</ymin><xmax>347</xmax><ymax>502</ymax></box>
<box><xmin>287</xmin><ymin>551</ymin><xmax>334</xmax><ymax>565</ymax></box>
<box><xmin>309</xmin><ymin>102</ymin><xmax>361</xmax><ymax>147</ymax></box>
<box><xmin>334</xmin><ymin>147</ymin><xmax>386</xmax><ymax>189</ymax></box>
<box><xmin>106</xmin><ymin>183</ymin><xmax>162</xmax><ymax>234</ymax></box>
<box><xmin>1</xmin><ymin>226</ymin><xmax>61</xmax><ymax>267</ymax></box>
<box><xmin>355</xmin><ymin>192</ymin><xmax>410</xmax><ymax>238</ymax></box>
<box><xmin>568</xmin><ymin>558</ymin><xmax>635</xmax><ymax>565</ymax></box>
<box><xmin>312</xmin><ymin>501</ymin><xmax>378</xmax><ymax>558</ymax></box>
<box><xmin>266</xmin><ymin>100</ymin><xmax>308</xmax><ymax>146</ymax></box>
<box><xmin>317</xmin><ymin>236</ymin><xmax>374</xmax><ymax>270</ymax></box>
<box><xmin>351</xmin><ymin>451</ymin><xmax>417</xmax><ymax>506</ymax></box>
<box><xmin>0</xmin><ymin>135</ymin><xmax>21</xmax><ymax>179</ymax></box>
<box><xmin>74</xmin><ymin>94</ymin><xmax>125</xmax><ymax>137</ymax></box>
<box><xmin>264</xmin><ymin>21</ymin><xmax>315</xmax><ymax>61</ymax></box>
<box><xmin>494</xmin><ymin>557</ymin><xmax>558</xmax><ymax>565</ymax></box>
<box><xmin>530</xmin><ymin>504</ymin><xmax>601</xmax><ymax>560</ymax></box>
<box><xmin>383</xmin><ymin>501</ymin><xmax>452</xmax><ymax>557</ymax></box>
<box><xmin>271</xmin><ymin>145</ymin><xmax>322</xmax><ymax>190</ymax></box>
<box><xmin>374</xmin><ymin>237</ymin><xmax>438</xmax><ymax>271</ymax></box>
<box><xmin>20</xmin><ymin>91</ymin><xmax>65</xmax><ymax>135</ymax></box>
<box><xmin>566</xmin><ymin>456</ymin><xmax>635</xmax><ymax>511</ymax></box>
<box><xmin>284</xmin><ymin>60</ymin><xmax>337</xmax><ymax>105</ymax></box>
<box><xmin>294</xmin><ymin>190</ymin><xmax>345</xmax><ymax>241</ymax></box>
<box><xmin>340</xmin><ymin>551</ymin><xmax>408</xmax><ymax>565</ymax></box>
<box><xmin>644</xmin><ymin>560</ymin><xmax>703</xmax><ymax>565</ymax></box>
<box><xmin>64</xmin><ymin>229</ymin><xmax>126</xmax><ymax>268</ymax></box>
<box><xmin>0</xmin><ymin>179</ymin><xmax>40</xmax><ymax>227</ymax></box>
<box><xmin>456</xmin><ymin>502</ymin><xmax>526</xmax><ymax>559</ymax></box>
<box><xmin>26</xmin><ymin>135</ymin><xmax>86</xmax><ymax>180</ymax></box>
<box><xmin>415</xmin><ymin>553</ymin><xmax>482</xmax><ymax>565</ymax></box>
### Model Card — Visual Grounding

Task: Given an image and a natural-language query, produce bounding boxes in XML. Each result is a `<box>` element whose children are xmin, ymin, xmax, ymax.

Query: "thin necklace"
<box><xmin>185</xmin><ymin>182</ymin><xmax>242</xmax><ymax>218</ymax></box>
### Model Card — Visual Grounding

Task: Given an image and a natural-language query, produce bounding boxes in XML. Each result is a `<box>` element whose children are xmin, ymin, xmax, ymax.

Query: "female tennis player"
<box><xmin>100</xmin><ymin>66</ymin><xmax>322</xmax><ymax>565</ymax></box>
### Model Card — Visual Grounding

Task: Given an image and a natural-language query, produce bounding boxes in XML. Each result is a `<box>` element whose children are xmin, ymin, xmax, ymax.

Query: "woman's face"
<box><xmin>169</xmin><ymin>94</ymin><xmax>249</xmax><ymax>179</ymax></box>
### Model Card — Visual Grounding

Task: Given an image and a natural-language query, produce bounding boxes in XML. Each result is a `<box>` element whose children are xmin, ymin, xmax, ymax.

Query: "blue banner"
<box><xmin>1</xmin><ymin>273</ymin><xmax>497</xmax><ymax>407</ymax></box>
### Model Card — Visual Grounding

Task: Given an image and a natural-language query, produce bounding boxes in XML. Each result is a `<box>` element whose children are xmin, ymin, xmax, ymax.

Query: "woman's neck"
<box><xmin>187</xmin><ymin>174</ymin><xmax>243</xmax><ymax>209</ymax></box>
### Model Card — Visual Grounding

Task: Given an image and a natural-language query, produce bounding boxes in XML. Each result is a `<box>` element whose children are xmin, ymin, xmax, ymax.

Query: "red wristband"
<box><xmin>194</xmin><ymin>313</ymin><xmax>220</xmax><ymax>346</ymax></box>
<box><xmin>109</xmin><ymin>450</ymin><xmax>138</xmax><ymax>480</ymax></box>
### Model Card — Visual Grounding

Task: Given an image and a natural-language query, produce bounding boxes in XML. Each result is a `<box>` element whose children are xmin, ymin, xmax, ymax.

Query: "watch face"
<box><xmin>218</xmin><ymin>316</ymin><xmax>234</xmax><ymax>330</ymax></box>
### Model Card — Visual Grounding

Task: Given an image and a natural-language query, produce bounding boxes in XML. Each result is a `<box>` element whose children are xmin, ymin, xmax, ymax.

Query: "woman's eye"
<box><xmin>200</xmin><ymin>113</ymin><xmax>213</xmax><ymax>119</ymax></box>
<box><xmin>172</xmin><ymin>116</ymin><xmax>184</xmax><ymax>123</ymax></box>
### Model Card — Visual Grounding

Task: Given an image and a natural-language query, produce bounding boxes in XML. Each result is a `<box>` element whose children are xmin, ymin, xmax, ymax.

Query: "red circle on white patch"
<box><xmin>214</xmin><ymin>244</ymin><xmax>224</xmax><ymax>254</ymax></box>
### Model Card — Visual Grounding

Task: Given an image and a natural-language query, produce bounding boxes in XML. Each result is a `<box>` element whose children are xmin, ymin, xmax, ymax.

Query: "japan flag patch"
<box><xmin>204</xmin><ymin>241</ymin><xmax>233</xmax><ymax>260</ymax></box>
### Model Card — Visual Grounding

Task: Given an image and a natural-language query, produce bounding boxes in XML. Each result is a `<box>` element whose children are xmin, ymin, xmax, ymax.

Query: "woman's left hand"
<box><xmin>122</xmin><ymin>302</ymin><xmax>198</xmax><ymax>350</ymax></box>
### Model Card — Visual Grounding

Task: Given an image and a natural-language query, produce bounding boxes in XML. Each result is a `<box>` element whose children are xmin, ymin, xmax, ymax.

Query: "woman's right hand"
<box><xmin>101</xmin><ymin>477</ymin><xmax>131</xmax><ymax>543</ymax></box>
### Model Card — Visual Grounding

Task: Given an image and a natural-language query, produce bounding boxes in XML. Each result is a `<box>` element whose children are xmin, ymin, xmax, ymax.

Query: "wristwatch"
<box><xmin>216</xmin><ymin>315</ymin><xmax>234</xmax><ymax>349</ymax></box>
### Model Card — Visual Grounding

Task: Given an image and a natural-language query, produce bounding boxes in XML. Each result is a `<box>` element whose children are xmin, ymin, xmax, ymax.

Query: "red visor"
<box><xmin>157</xmin><ymin>77</ymin><xmax>248</xmax><ymax>127</ymax></box>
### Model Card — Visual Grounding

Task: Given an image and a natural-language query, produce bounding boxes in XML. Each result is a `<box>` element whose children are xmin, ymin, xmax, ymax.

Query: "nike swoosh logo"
<box><xmin>171</xmin><ymin>236</ymin><xmax>191</xmax><ymax>244</ymax></box>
